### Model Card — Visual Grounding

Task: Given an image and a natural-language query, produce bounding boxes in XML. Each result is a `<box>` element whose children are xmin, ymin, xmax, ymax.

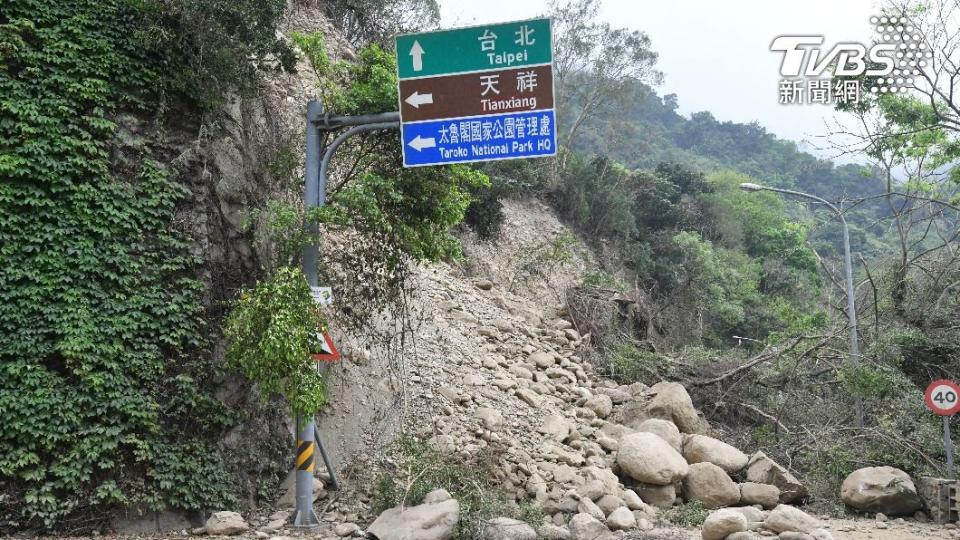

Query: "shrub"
<box><xmin>224</xmin><ymin>267</ymin><xmax>329</xmax><ymax>417</ymax></box>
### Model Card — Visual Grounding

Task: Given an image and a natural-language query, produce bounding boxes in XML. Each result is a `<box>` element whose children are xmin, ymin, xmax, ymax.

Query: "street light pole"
<box><xmin>739</xmin><ymin>183</ymin><xmax>864</xmax><ymax>428</ymax></box>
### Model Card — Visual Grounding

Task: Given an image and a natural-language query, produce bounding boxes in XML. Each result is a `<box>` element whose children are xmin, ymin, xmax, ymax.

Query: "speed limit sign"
<box><xmin>925</xmin><ymin>379</ymin><xmax>960</xmax><ymax>416</ymax></box>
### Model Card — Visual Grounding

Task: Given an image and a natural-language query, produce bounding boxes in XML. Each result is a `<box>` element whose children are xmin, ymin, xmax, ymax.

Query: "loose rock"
<box><xmin>840</xmin><ymin>466</ymin><xmax>922</xmax><ymax>516</ymax></box>
<box><xmin>682</xmin><ymin>462</ymin><xmax>741</xmax><ymax>509</ymax></box>
<box><xmin>764</xmin><ymin>504</ymin><xmax>819</xmax><ymax>534</ymax></box>
<box><xmin>367</xmin><ymin>489</ymin><xmax>460</xmax><ymax>540</ymax></box>
<box><xmin>204</xmin><ymin>511</ymin><xmax>248</xmax><ymax>536</ymax></box>
<box><xmin>702</xmin><ymin>508</ymin><xmax>749</xmax><ymax>540</ymax></box>
<box><xmin>683</xmin><ymin>434</ymin><xmax>749</xmax><ymax>473</ymax></box>
<box><xmin>479</xmin><ymin>517</ymin><xmax>537</xmax><ymax>540</ymax></box>
<box><xmin>746</xmin><ymin>452</ymin><xmax>808</xmax><ymax>503</ymax></box>
<box><xmin>616</xmin><ymin>432</ymin><xmax>688</xmax><ymax>485</ymax></box>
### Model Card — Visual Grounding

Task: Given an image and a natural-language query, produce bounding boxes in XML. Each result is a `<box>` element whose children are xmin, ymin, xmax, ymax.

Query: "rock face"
<box><xmin>683</xmin><ymin>434</ymin><xmax>749</xmax><ymax>473</ymax></box>
<box><xmin>746</xmin><ymin>452</ymin><xmax>808</xmax><ymax>503</ymax></box>
<box><xmin>204</xmin><ymin>511</ymin><xmax>248</xmax><ymax>536</ymax></box>
<box><xmin>367</xmin><ymin>489</ymin><xmax>460</xmax><ymax>540</ymax></box>
<box><xmin>840</xmin><ymin>466</ymin><xmax>922</xmax><ymax>516</ymax></box>
<box><xmin>764</xmin><ymin>504</ymin><xmax>819</xmax><ymax>534</ymax></box>
<box><xmin>635</xmin><ymin>419</ymin><xmax>682</xmax><ymax>451</ymax></box>
<box><xmin>479</xmin><ymin>517</ymin><xmax>537</xmax><ymax>540</ymax></box>
<box><xmin>739</xmin><ymin>482</ymin><xmax>780</xmax><ymax>509</ymax></box>
<box><xmin>701</xmin><ymin>508</ymin><xmax>749</xmax><ymax>540</ymax></box>
<box><xmin>682</xmin><ymin>462</ymin><xmax>741</xmax><ymax>509</ymax></box>
<box><xmin>617</xmin><ymin>432</ymin><xmax>688</xmax><ymax>485</ymax></box>
<box><xmin>645</xmin><ymin>382</ymin><xmax>705</xmax><ymax>434</ymax></box>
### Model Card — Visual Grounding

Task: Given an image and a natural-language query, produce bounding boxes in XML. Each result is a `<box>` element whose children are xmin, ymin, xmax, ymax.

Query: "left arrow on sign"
<box><xmin>410</xmin><ymin>40</ymin><xmax>424</xmax><ymax>72</ymax></box>
<box><xmin>408</xmin><ymin>135</ymin><xmax>436</xmax><ymax>151</ymax></box>
<box><xmin>404</xmin><ymin>91</ymin><xmax>434</xmax><ymax>108</ymax></box>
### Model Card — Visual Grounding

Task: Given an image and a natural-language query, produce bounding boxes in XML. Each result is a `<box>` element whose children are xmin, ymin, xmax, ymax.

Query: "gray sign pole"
<box><xmin>292</xmin><ymin>101</ymin><xmax>399</xmax><ymax>528</ymax></box>
<box><xmin>945</xmin><ymin>416</ymin><xmax>955</xmax><ymax>480</ymax></box>
<box><xmin>292</xmin><ymin>100</ymin><xmax>325</xmax><ymax>529</ymax></box>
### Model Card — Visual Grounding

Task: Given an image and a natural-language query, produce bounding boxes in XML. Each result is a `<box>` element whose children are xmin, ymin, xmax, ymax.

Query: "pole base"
<box><xmin>292</xmin><ymin>507</ymin><xmax>321</xmax><ymax>528</ymax></box>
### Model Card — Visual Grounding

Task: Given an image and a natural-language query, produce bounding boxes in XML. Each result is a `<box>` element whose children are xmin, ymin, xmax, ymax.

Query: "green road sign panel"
<box><xmin>396</xmin><ymin>18</ymin><xmax>551</xmax><ymax>80</ymax></box>
<box><xmin>396</xmin><ymin>18</ymin><xmax>556</xmax><ymax>168</ymax></box>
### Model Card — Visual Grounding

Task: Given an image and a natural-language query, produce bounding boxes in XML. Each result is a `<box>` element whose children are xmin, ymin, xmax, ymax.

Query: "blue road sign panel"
<box><xmin>401</xmin><ymin>110</ymin><xmax>556</xmax><ymax>167</ymax></box>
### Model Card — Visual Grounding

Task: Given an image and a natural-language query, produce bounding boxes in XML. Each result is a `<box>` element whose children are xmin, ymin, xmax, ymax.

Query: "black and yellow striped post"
<box><xmin>296</xmin><ymin>438</ymin><xmax>315</xmax><ymax>474</ymax></box>
<box><xmin>292</xmin><ymin>415</ymin><xmax>320</xmax><ymax>528</ymax></box>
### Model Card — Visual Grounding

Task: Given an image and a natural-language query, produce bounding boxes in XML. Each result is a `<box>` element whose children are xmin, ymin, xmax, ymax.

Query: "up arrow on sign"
<box><xmin>410</xmin><ymin>40</ymin><xmax>424</xmax><ymax>72</ymax></box>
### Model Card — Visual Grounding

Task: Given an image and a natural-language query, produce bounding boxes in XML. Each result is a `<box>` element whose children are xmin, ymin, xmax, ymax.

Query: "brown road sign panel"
<box><xmin>399</xmin><ymin>65</ymin><xmax>553</xmax><ymax>122</ymax></box>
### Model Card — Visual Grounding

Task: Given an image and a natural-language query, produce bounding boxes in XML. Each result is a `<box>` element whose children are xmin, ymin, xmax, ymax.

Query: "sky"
<box><xmin>439</xmin><ymin>0</ymin><xmax>882</xmax><ymax>159</ymax></box>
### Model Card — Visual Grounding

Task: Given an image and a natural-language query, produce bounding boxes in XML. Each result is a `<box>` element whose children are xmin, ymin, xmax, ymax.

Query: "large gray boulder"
<box><xmin>635</xmin><ymin>419</ymin><xmax>682</xmax><ymax>451</ymax></box>
<box><xmin>682</xmin><ymin>434</ymin><xmax>748</xmax><ymax>473</ymax></box>
<box><xmin>367</xmin><ymin>489</ymin><xmax>460</xmax><ymax>540</ymax></box>
<box><xmin>745</xmin><ymin>452</ymin><xmax>808</xmax><ymax>503</ymax></box>
<box><xmin>617</xmin><ymin>432</ymin><xmax>688</xmax><ymax>485</ymax></box>
<box><xmin>701</xmin><ymin>509</ymin><xmax>749</xmax><ymax>540</ymax></box>
<box><xmin>840</xmin><ymin>466</ymin><xmax>922</xmax><ymax>516</ymax></box>
<box><xmin>682</xmin><ymin>462</ymin><xmax>741</xmax><ymax>509</ymax></box>
<box><xmin>645</xmin><ymin>382</ymin><xmax>706</xmax><ymax>434</ymax></box>
<box><xmin>763</xmin><ymin>504</ymin><xmax>819</xmax><ymax>534</ymax></box>
<box><xmin>479</xmin><ymin>517</ymin><xmax>537</xmax><ymax>540</ymax></box>
<box><xmin>739</xmin><ymin>482</ymin><xmax>780</xmax><ymax>509</ymax></box>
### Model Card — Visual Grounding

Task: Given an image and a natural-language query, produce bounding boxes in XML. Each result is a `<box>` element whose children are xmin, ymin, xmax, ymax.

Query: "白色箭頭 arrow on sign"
<box><xmin>410</xmin><ymin>40</ymin><xmax>424</xmax><ymax>71</ymax></box>
<box><xmin>404</xmin><ymin>91</ymin><xmax>433</xmax><ymax>108</ymax></box>
<box><xmin>408</xmin><ymin>135</ymin><xmax>436</xmax><ymax>151</ymax></box>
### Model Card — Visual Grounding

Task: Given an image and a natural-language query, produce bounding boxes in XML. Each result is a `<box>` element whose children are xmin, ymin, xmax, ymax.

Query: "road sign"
<box><xmin>396</xmin><ymin>18</ymin><xmax>555</xmax><ymax>167</ymax></box>
<box><xmin>311</xmin><ymin>332</ymin><xmax>340</xmax><ymax>363</ymax></box>
<box><xmin>925</xmin><ymin>379</ymin><xmax>960</xmax><ymax>416</ymax></box>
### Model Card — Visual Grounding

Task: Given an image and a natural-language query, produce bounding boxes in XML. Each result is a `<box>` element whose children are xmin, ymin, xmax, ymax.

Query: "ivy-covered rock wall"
<box><xmin>0</xmin><ymin>0</ymin><xmax>325</xmax><ymax>531</ymax></box>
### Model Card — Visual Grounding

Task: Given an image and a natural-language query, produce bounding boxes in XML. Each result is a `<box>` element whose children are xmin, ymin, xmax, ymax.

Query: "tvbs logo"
<box><xmin>771</xmin><ymin>37</ymin><xmax>895</xmax><ymax>77</ymax></box>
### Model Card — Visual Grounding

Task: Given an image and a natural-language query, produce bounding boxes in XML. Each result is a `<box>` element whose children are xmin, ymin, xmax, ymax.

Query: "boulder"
<box><xmin>740</xmin><ymin>482</ymin><xmax>780</xmax><ymax>509</ymax></box>
<box><xmin>204</xmin><ymin>511</ymin><xmax>248</xmax><ymax>536</ymax></box>
<box><xmin>367</xmin><ymin>489</ymin><xmax>459</xmax><ymax>540</ymax></box>
<box><xmin>635</xmin><ymin>419</ymin><xmax>682</xmax><ymax>451</ymax></box>
<box><xmin>567</xmin><ymin>513</ymin><xmax>608</xmax><ymax>540</ymax></box>
<box><xmin>746</xmin><ymin>452</ymin><xmax>808</xmax><ymax>503</ymax></box>
<box><xmin>616</xmin><ymin>432</ymin><xmax>688</xmax><ymax>485</ymax></box>
<box><xmin>724</xmin><ymin>506</ymin><xmax>767</xmax><ymax>525</ymax></box>
<box><xmin>779</xmin><ymin>532</ymin><xmax>815</xmax><ymax>540</ymax></box>
<box><xmin>840</xmin><ymin>466</ymin><xmax>922</xmax><ymax>516</ymax></box>
<box><xmin>479</xmin><ymin>517</ymin><xmax>537</xmax><ymax>540</ymax></box>
<box><xmin>682</xmin><ymin>462</ymin><xmax>741</xmax><ymax>509</ymax></box>
<box><xmin>594</xmin><ymin>494</ymin><xmax>623</xmax><ymax>516</ymax></box>
<box><xmin>585</xmin><ymin>395</ymin><xmax>613</xmax><ymax>419</ymax></box>
<box><xmin>726</xmin><ymin>533</ymin><xmax>763</xmax><ymax>540</ymax></box>
<box><xmin>540</xmin><ymin>415</ymin><xmax>573</xmax><ymax>442</ymax></box>
<box><xmin>701</xmin><ymin>509</ymin><xmax>749</xmax><ymax>540</ymax></box>
<box><xmin>645</xmin><ymin>382</ymin><xmax>705</xmax><ymax>434</ymax></box>
<box><xmin>529</xmin><ymin>351</ymin><xmax>555</xmax><ymax>369</ymax></box>
<box><xmin>537</xmin><ymin>523</ymin><xmax>571</xmax><ymax>540</ymax></box>
<box><xmin>335</xmin><ymin>523</ymin><xmax>361</xmax><ymax>537</ymax></box>
<box><xmin>682</xmin><ymin>435</ymin><xmax>749</xmax><ymax>473</ymax></box>
<box><xmin>475</xmin><ymin>407</ymin><xmax>504</xmax><ymax>431</ymax></box>
<box><xmin>764</xmin><ymin>504</ymin><xmax>819</xmax><ymax>534</ymax></box>
<box><xmin>577</xmin><ymin>498</ymin><xmax>605</xmax><ymax>521</ymax></box>
<box><xmin>605</xmin><ymin>507</ymin><xmax>635</xmax><ymax>530</ymax></box>
<box><xmin>631</xmin><ymin>483</ymin><xmax>676</xmax><ymax>508</ymax></box>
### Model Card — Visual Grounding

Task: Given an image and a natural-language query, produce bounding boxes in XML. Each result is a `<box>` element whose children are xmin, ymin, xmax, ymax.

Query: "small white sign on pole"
<box><xmin>310</xmin><ymin>286</ymin><xmax>333</xmax><ymax>306</ymax></box>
